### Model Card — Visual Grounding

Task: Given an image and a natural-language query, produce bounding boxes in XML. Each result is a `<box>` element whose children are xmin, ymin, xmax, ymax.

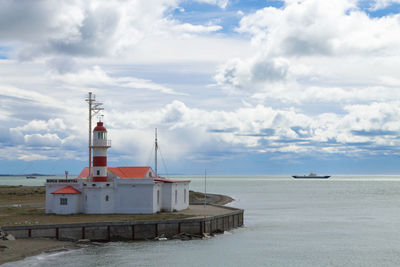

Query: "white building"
<box><xmin>45</xmin><ymin>121</ymin><xmax>190</xmax><ymax>215</ymax></box>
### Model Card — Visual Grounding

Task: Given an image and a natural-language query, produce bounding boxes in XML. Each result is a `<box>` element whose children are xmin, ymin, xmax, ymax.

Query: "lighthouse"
<box><xmin>92</xmin><ymin>121</ymin><xmax>111</xmax><ymax>182</ymax></box>
<box><xmin>45</xmin><ymin>93</ymin><xmax>191</xmax><ymax>215</ymax></box>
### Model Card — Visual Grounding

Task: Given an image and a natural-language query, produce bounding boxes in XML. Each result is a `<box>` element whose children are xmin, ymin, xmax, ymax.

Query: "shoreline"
<box><xmin>189</xmin><ymin>191</ymin><xmax>234</xmax><ymax>206</ymax></box>
<box><xmin>0</xmin><ymin>192</ymin><xmax>235</xmax><ymax>265</ymax></box>
<box><xmin>0</xmin><ymin>238</ymin><xmax>75</xmax><ymax>265</ymax></box>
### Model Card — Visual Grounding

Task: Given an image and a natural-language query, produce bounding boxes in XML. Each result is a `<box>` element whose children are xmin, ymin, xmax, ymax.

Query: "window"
<box><xmin>157</xmin><ymin>190</ymin><xmax>160</xmax><ymax>205</ymax></box>
<box><xmin>97</xmin><ymin>132</ymin><xmax>107</xmax><ymax>139</ymax></box>
<box><xmin>97</xmin><ymin>170</ymin><xmax>100</xmax><ymax>175</ymax></box>
<box><xmin>105</xmin><ymin>195</ymin><xmax>109</xmax><ymax>201</ymax></box>
<box><xmin>184</xmin><ymin>189</ymin><xmax>187</xmax><ymax>203</ymax></box>
<box><xmin>175</xmin><ymin>190</ymin><xmax>178</xmax><ymax>204</ymax></box>
<box><xmin>60</xmin><ymin>198</ymin><xmax>68</xmax><ymax>205</ymax></box>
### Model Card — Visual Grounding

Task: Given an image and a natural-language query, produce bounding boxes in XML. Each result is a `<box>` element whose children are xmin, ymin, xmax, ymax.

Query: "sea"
<box><xmin>2</xmin><ymin>175</ymin><xmax>400</xmax><ymax>267</ymax></box>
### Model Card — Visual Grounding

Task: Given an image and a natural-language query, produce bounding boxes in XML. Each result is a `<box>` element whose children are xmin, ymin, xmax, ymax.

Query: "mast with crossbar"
<box><xmin>85</xmin><ymin>92</ymin><xmax>103</xmax><ymax>181</ymax></box>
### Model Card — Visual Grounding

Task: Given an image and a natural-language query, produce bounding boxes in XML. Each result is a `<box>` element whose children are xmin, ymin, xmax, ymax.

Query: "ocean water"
<box><xmin>3</xmin><ymin>175</ymin><xmax>400</xmax><ymax>267</ymax></box>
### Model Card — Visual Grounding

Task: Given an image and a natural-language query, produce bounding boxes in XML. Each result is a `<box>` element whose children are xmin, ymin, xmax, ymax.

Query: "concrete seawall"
<box><xmin>2</xmin><ymin>205</ymin><xmax>243</xmax><ymax>241</ymax></box>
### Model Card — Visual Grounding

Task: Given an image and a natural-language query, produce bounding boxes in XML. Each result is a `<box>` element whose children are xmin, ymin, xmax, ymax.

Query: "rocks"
<box><xmin>154</xmin><ymin>234</ymin><xmax>168</xmax><ymax>241</ymax></box>
<box><xmin>0</xmin><ymin>245</ymin><xmax>8</xmax><ymax>251</ymax></box>
<box><xmin>76</xmin><ymin>239</ymin><xmax>91</xmax><ymax>244</ymax></box>
<box><xmin>212</xmin><ymin>229</ymin><xmax>224</xmax><ymax>234</ymax></box>
<box><xmin>0</xmin><ymin>228</ymin><xmax>15</xmax><ymax>241</ymax></box>
<box><xmin>0</xmin><ymin>229</ymin><xmax>5</xmax><ymax>239</ymax></box>
<box><xmin>5</xmin><ymin>234</ymin><xmax>15</xmax><ymax>241</ymax></box>
<box><xmin>202</xmin><ymin>233</ymin><xmax>211</xmax><ymax>239</ymax></box>
<box><xmin>172</xmin><ymin>232</ymin><xmax>203</xmax><ymax>241</ymax></box>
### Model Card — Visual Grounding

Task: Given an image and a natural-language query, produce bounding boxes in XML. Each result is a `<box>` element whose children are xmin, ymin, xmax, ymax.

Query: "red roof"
<box><xmin>155</xmin><ymin>177</ymin><xmax>189</xmax><ymax>183</ymax></box>
<box><xmin>93</xmin><ymin>121</ymin><xmax>107</xmax><ymax>132</ymax></box>
<box><xmin>77</xmin><ymin>167</ymin><xmax>91</xmax><ymax>179</ymax></box>
<box><xmin>108</xmin><ymin>167</ymin><xmax>150</xmax><ymax>178</ymax></box>
<box><xmin>51</xmin><ymin>186</ymin><xmax>81</xmax><ymax>194</ymax></box>
<box><xmin>77</xmin><ymin>166</ymin><xmax>151</xmax><ymax>179</ymax></box>
<box><xmin>77</xmin><ymin>166</ymin><xmax>189</xmax><ymax>183</ymax></box>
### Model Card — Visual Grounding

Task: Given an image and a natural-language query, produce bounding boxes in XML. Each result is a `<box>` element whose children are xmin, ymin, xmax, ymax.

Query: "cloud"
<box><xmin>213</xmin><ymin>0</ymin><xmax>400</xmax><ymax>107</ymax></box>
<box><xmin>0</xmin><ymin>0</ymin><xmax>84</xmax><ymax>42</ymax></box>
<box><xmin>215</xmin><ymin>57</ymin><xmax>288</xmax><ymax>90</ymax></box>
<box><xmin>18</xmin><ymin>154</ymin><xmax>49</xmax><ymax>161</ymax></box>
<box><xmin>3</xmin><ymin>94</ymin><xmax>400</xmax><ymax>164</ymax></box>
<box><xmin>24</xmin><ymin>133</ymin><xmax>62</xmax><ymax>147</ymax></box>
<box><xmin>0</xmin><ymin>0</ymin><xmax>230</xmax><ymax>60</ymax></box>
<box><xmin>238</xmin><ymin>0</ymin><xmax>400</xmax><ymax>56</ymax></box>
<box><xmin>103</xmin><ymin>100</ymin><xmax>400</xmax><ymax>162</ymax></box>
<box><xmin>46</xmin><ymin>57</ymin><xmax>80</xmax><ymax>74</ymax></box>
<box><xmin>50</xmin><ymin>65</ymin><xmax>183</xmax><ymax>95</ymax></box>
<box><xmin>2</xmin><ymin>0</ymin><xmax>400</xmax><ymax>171</ymax></box>
<box><xmin>0</xmin><ymin>0</ymin><xmax>153</xmax><ymax>59</ymax></box>
<box><xmin>194</xmin><ymin>0</ymin><xmax>229</xmax><ymax>9</ymax></box>
<box><xmin>351</xmin><ymin>130</ymin><xmax>398</xmax><ymax>136</ymax></box>
<box><xmin>171</xmin><ymin>23</ymin><xmax>222</xmax><ymax>33</ymax></box>
<box><xmin>12</xmin><ymin>119</ymin><xmax>66</xmax><ymax>133</ymax></box>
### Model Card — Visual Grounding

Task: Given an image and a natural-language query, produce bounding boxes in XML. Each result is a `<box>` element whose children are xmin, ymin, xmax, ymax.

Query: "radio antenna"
<box><xmin>85</xmin><ymin>92</ymin><xmax>104</xmax><ymax>181</ymax></box>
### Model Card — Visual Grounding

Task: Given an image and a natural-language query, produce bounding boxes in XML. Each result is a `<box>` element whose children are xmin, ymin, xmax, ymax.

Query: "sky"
<box><xmin>2</xmin><ymin>0</ymin><xmax>400</xmax><ymax>175</ymax></box>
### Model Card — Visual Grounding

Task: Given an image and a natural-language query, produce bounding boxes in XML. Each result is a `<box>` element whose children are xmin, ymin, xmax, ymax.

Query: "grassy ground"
<box><xmin>189</xmin><ymin>190</ymin><xmax>206</xmax><ymax>203</ymax></box>
<box><xmin>0</xmin><ymin>186</ymin><xmax>45</xmax><ymax>205</ymax></box>
<box><xmin>0</xmin><ymin>186</ymin><xmax>192</xmax><ymax>226</ymax></box>
<box><xmin>0</xmin><ymin>206</ymin><xmax>193</xmax><ymax>226</ymax></box>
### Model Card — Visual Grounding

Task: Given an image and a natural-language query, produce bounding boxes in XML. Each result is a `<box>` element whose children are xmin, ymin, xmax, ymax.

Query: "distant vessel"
<box><xmin>292</xmin><ymin>173</ymin><xmax>330</xmax><ymax>179</ymax></box>
<box><xmin>26</xmin><ymin>176</ymin><xmax>36</xmax><ymax>179</ymax></box>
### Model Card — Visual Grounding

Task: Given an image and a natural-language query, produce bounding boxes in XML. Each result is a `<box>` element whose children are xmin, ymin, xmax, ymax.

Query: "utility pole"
<box><xmin>204</xmin><ymin>169</ymin><xmax>207</xmax><ymax>208</ymax></box>
<box><xmin>85</xmin><ymin>92</ymin><xmax>103</xmax><ymax>181</ymax></box>
<box><xmin>155</xmin><ymin>128</ymin><xmax>158</xmax><ymax>177</ymax></box>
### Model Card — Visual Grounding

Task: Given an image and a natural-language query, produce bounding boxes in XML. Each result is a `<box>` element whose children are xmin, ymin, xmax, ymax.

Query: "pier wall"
<box><xmin>2</xmin><ymin>206</ymin><xmax>243</xmax><ymax>241</ymax></box>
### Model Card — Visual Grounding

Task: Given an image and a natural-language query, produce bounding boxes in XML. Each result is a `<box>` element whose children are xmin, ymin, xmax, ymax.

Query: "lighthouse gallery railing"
<box><xmin>92</xmin><ymin>139</ymin><xmax>112</xmax><ymax>147</ymax></box>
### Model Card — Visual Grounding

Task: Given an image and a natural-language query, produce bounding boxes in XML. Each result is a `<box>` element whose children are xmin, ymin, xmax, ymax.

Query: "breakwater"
<box><xmin>2</xmin><ymin>205</ymin><xmax>243</xmax><ymax>241</ymax></box>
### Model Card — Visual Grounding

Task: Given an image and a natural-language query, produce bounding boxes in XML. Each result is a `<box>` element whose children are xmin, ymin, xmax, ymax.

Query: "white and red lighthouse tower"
<box><xmin>92</xmin><ymin>121</ymin><xmax>111</xmax><ymax>182</ymax></box>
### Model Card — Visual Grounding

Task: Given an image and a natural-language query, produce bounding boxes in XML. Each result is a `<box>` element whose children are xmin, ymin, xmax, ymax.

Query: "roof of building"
<box><xmin>77</xmin><ymin>167</ymin><xmax>91</xmax><ymax>179</ymax></box>
<box><xmin>93</xmin><ymin>121</ymin><xmax>107</xmax><ymax>132</ymax></box>
<box><xmin>77</xmin><ymin>166</ymin><xmax>151</xmax><ymax>179</ymax></box>
<box><xmin>108</xmin><ymin>166</ymin><xmax>151</xmax><ymax>178</ymax></box>
<box><xmin>51</xmin><ymin>186</ymin><xmax>81</xmax><ymax>194</ymax></box>
<box><xmin>77</xmin><ymin>166</ymin><xmax>189</xmax><ymax>183</ymax></box>
<box><xmin>154</xmin><ymin>177</ymin><xmax>189</xmax><ymax>183</ymax></box>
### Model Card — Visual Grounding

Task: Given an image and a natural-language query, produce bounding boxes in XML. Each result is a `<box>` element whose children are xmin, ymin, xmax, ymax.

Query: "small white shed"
<box><xmin>49</xmin><ymin>186</ymin><xmax>82</xmax><ymax>214</ymax></box>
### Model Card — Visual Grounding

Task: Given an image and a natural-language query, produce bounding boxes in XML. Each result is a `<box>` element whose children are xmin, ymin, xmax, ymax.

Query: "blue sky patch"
<box><xmin>0</xmin><ymin>46</ymin><xmax>10</xmax><ymax>59</ymax></box>
<box><xmin>171</xmin><ymin>0</ymin><xmax>284</xmax><ymax>34</ymax></box>
<box><xmin>358</xmin><ymin>1</ymin><xmax>400</xmax><ymax>17</ymax></box>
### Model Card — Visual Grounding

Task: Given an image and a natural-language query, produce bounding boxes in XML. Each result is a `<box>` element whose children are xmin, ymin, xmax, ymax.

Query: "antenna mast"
<box><xmin>155</xmin><ymin>128</ymin><xmax>158</xmax><ymax>177</ymax></box>
<box><xmin>204</xmin><ymin>169</ymin><xmax>207</xmax><ymax>208</ymax></box>
<box><xmin>85</xmin><ymin>92</ymin><xmax>103</xmax><ymax>181</ymax></box>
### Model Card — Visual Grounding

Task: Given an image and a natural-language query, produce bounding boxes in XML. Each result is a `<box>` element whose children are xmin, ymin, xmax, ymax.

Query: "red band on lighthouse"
<box><xmin>93</xmin><ymin>156</ymin><xmax>107</xmax><ymax>166</ymax></box>
<box><xmin>93</xmin><ymin>176</ymin><xmax>107</xmax><ymax>182</ymax></box>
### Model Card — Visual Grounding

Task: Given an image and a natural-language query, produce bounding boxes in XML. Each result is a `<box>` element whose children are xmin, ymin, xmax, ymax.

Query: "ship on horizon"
<box><xmin>292</xmin><ymin>173</ymin><xmax>331</xmax><ymax>179</ymax></box>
